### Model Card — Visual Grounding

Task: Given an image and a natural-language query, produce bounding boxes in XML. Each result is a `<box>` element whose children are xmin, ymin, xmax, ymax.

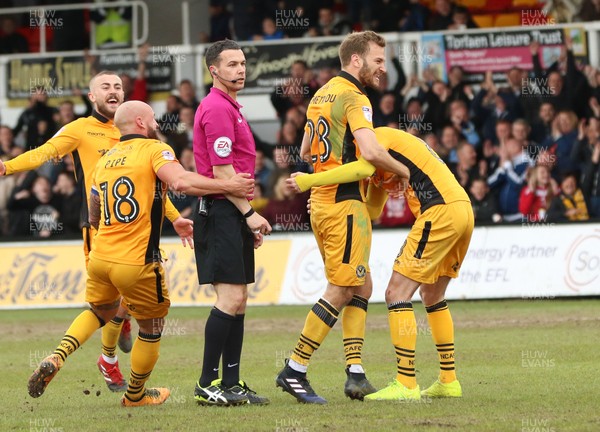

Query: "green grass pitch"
<box><xmin>2</xmin><ymin>299</ymin><xmax>599</xmax><ymax>431</ymax></box>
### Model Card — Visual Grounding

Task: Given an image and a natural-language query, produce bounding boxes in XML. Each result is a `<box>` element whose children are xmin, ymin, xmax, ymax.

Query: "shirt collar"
<box><xmin>338</xmin><ymin>71</ymin><xmax>368</xmax><ymax>95</ymax></box>
<box><xmin>210</xmin><ymin>87</ymin><xmax>242</xmax><ymax>109</ymax></box>
<box><xmin>120</xmin><ymin>134</ymin><xmax>147</xmax><ymax>142</ymax></box>
<box><xmin>92</xmin><ymin>110</ymin><xmax>111</xmax><ymax>123</ymax></box>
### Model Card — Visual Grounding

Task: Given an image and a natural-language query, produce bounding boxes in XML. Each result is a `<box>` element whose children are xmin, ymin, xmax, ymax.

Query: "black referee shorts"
<box><xmin>193</xmin><ymin>198</ymin><xmax>255</xmax><ymax>285</ymax></box>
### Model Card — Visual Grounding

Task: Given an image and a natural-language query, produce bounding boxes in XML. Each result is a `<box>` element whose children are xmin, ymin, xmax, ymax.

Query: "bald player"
<box><xmin>0</xmin><ymin>71</ymin><xmax>195</xmax><ymax>392</ymax></box>
<box><xmin>27</xmin><ymin>100</ymin><xmax>254</xmax><ymax>406</ymax></box>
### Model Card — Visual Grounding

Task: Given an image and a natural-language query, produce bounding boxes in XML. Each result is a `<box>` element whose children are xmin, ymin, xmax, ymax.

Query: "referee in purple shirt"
<box><xmin>192</xmin><ymin>39</ymin><xmax>271</xmax><ymax>406</ymax></box>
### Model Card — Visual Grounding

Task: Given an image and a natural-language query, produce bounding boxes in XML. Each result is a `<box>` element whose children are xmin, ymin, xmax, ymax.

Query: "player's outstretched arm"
<box><xmin>0</xmin><ymin>142</ymin><xmax>61</xmax><ymax>176</ymax></box>
<box><xmin>289</xmin><ymin>158</ymin><xmax>376</xmax><ymax>193</ymax></box>
<box><xmin>353</xmin><ymin>128</ymin><xmax>410</xmax><ymax>179</ymax></box>
<box><xmin>156</xmin><ymin>162</ymin><xmax>254</xmax><ymax>198</ymax></box>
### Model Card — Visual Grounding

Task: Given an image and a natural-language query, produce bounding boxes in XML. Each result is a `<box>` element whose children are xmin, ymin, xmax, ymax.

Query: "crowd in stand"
<box><xmin>1</xmin><ymin>2</ymin><xmax>600</xmax><ymax>239</ymax></box>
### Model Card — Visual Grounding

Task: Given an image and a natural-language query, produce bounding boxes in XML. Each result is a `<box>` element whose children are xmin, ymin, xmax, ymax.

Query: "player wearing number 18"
<box><xmin>27</xmin><ymin>101</ymin><xmax>254</xmax><ymax>407</ymax></box>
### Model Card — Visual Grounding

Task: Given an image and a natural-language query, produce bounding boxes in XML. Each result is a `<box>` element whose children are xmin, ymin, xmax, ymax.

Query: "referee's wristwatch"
<box><xmin>243</xmin><ymin>208</ymin><xmax>255</xmax><ymax>218</ymax></box>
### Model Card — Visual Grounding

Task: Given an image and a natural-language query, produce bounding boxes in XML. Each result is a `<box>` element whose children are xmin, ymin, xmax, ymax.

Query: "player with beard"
<box><xmin>27</xmin><ymin>100</ymin><xmax>254</xmax><ymax>406</ymax></box>
<box><xmin>275</xmin><ymin>31</ymin><xmax>410</xmax><ymax>404</ymax></box>
<box><xmin>0</xmin><ymin>71</ymin><xmax>191</xmax><ymax>393</ymax></box>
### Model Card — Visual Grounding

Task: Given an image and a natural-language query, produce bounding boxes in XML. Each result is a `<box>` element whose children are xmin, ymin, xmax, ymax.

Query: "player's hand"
<box><xmin>253</xmin><ymin>232</ymin><xmax>264</xmax><ymax>249</ymax></box>
<box><xmin>0</xmin><ymin>159</ymin><xmax>5</xmax><ymax>176</ymax></box>
<box><xmin>246</xmin><ymin>212</ymin><xmax>272</xmax><ymax>236</ymax></box>
<box><xmin>227</xmin><ymin>173</ymin><xmax>255</xmax><ymax>198</ymax></box>
<box><xmin>172</xmin><ymin>216</ymin><xmax>194</xmax><ymax>249</ymax></box>
<box><xmin>286</xmin><ymin>172</ymin><xmax>305</xmax><ymax>193</ymax></box>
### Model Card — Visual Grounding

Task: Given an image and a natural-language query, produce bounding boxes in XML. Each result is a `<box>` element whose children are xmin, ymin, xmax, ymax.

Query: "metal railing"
<box><xmin>0</xmin><ymin>1</ymin><xmax>149</xmax><ymax>53</ymax></box>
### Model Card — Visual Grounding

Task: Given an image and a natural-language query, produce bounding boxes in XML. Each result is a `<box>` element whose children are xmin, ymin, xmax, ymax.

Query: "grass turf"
<box><xmin>2</xmin><ymin>299</ymin><xmax>599</xmax><ymax>431</ymax></box>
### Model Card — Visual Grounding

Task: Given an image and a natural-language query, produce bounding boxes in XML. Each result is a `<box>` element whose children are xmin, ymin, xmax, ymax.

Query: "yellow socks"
<box><xmin>342</xmin><ymin>295</ymin><xmax>368</xmax><ymax>367</ymax></box>
<box><xmin>101</xmin><ymin>316</ymin><xmax>124</xmax><ymax>358</ymax></box>
<box><xmin>388</xmin><ymin>301</ymin><xmax>417</xmax><ymax>389</ymax></box>
<box><xmin>425</xmin><ymin>300</ymin><xmax>456</xmax><ymax>383</ymax></box>
<box><xmin>124</xmin><ymin>332</ymin><xmax>161</xmax><ymax>402</ymax></box>
<box><xmin>54</xmin><ymin>310</ymin><xmax>103</xmax><ymax>363</ymax></box>
<box><xmin>290</xmin><ymin>298</ymin><xmax>339</xmax><ymax>367</ymax></box>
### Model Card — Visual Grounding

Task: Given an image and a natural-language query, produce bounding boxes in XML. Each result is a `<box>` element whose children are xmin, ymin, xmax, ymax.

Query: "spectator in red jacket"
<box><xmin>519</xmin><ymin>165</ymin><xmax>558</xmax><ymax>222</ymax></box>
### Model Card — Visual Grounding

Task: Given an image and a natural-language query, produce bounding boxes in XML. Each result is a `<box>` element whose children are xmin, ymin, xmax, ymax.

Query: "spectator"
<box><xmin>579</xmin><ymin>117</ymin><xmax>600</xmax><ymax>217</ymax></box>
<box><xmin>512</xmin><ymin>119</ymin><xmax>539</xmax><ymax>160</ymax></box>
<box><xmin>270</xmin><ymin>60</ymin><xmax>316</xmax><ymax>123</ymax></box>
<box><xmin>13</xmin><ymin>88</ymin><xmax>57</xmax><ymax>151</ymax></box>
<box><xmin>437</xmin><ymin>125</ymin><xmax>460</xmax><ymax>164</ymax></box>
<box><xmin>52</xmin><ymin>171</ymin><xmax>81</xmax><ymax>234</ymax></box>
<box><xmin>0</xmin><ymin>125</ymin><xmax>16</xmax><ymax>157</ymax></box>
<box><xmin>55</xmin><ymin>96</ymin><xmax>93</xmax><ymax>127</ymax></box>
<box><xmin>488</xmin><ymin>137</ymin><xmax>534</xmax><ymax>222</ymax></box>
<box><xmin>0</xmin><ymin>16</ymin><xmax>29</xmax><ymax>54</ymax></box>
<box><xmin>376</xmin><ymin>195</ymin><xmax>416</xmax><ymax>227</ymax></box>
<box><xmin>91</xmin><ymin>0</ymin><xmax>132</xmax><ymax>49</ymax></box>
<box><xmin>399</xmin><ymin>0</ymin><xmax>429</xmax><ymax>32</ymax></box>
<box><xmin>370</xmin><ymin>0</ymin><xmax>406</xmax><ymax>32</ymax></box>
<box><xmin>450</xmin><ymin>141</ymin><xmax>479</xmax><ymax>190</ymax></box>
<box><xmin>374</xmin><ymin>91</ymin><xmax>398</xmax><ymax>127</ymax></box>
<box><xmin>179</xmin><ymin>79</ymin><xmax>200</xmax><ymax>110</ymax></box>
<box><xmin>518</xmin><ymin>165</ymin><xmax>558</xmax><ymax>222</ymax></box>
<box><xmin>306</xmin><ymin>7</ymin><xmax>352</xmax><ymax>37</ymax></box>
<box><xmin>469</xmin><ymin>177</ymin><xmax>501</xmax><ymax>224</ymax></box>
<box><xmin>208</xmin><ymin>1</ymin><xmax>232</xmax><ymax>42</ymax></box>
<box><xmin>231</xmin><ymin>0</ymin><xmax>263</xmax><ymax>41</ymax></box>
<box><xmin>251</xmin><ymin>181</ymin><xmax>269</xmax><ymax>214</ymax></box>
<box><xmin>429</xmin><ymin>0</ymin><xmax>454</xmax><ymax>30</ymax></box>
<box><xmin>530</xmin><ymin>39</ymin><xmax>590</xmax><ymax>119</ymax></box>
<box><xmin>51</xmin><ymin>0</ymin><xmax>88</xmax><ymax>51</ymax></box>
<box><xmin>261</xmin><ymin>170</ymin><xmax>309</xmax><ymax>231</ymax></box>
<box><xmin>448</xmin><ymin>6</ymin><xmax>477</xmax><ymax>30</ymax></box>
<box><xmin>541</xmin><ymin>110</ymin><xmax>579</xmax><ymax>177</ymax></box>
<box><xmin>253</xmin><ymin>17</ymin><xmax>285</xmax><ymax>40</ymax></box>
<box><xmin>7</xmin><ymin>175</ymin><xmax>62</xmax><ymax>238</ymax></box>
<box><xmin>548</xmin><ymin>172</ymin><xmax>589</xmax><ymax>222</ymax></box>
<box><xmin>449</xmin><ymin>99</ymin><xmax>480</xmax><ymax>148</ymax></box>
<box><xmin>577</xmin><ymin>0</ymin><xmax>600</xmax><ymax>21</ymax></box>
<box><xmin>530</xmin><ymin>102</ymin><xmax>556</xmax><ymax>144</ymax></box>
<box><xmin>121</xmin><ymin>44</ymin><xmax>149</xmax><ymax>102</ymax></box>
<box><xmin>158</xmin><ymin>95</ymin><xmax>182</xmax><ymax>138</ymax></box>
<box><xmin>255</xmin><ymin>149</ymin><xmax>273</xmax><ymax>191</ymax></box>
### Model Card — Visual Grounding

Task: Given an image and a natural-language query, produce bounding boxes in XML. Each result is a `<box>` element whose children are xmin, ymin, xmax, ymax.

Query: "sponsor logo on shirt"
<box><xmin>214</xmin><ymin>136</ymin><xmax>233</xmax><ymax>158</ymax></box>
<box><xmin>162</xmin><ymin>150</ymin><xmax>175</xmax><ymax>161</ymax></box>
<box><xmin>362</xmin><ymin>106</ymin><xmax>372</xmax><ymax>123</ymax></box>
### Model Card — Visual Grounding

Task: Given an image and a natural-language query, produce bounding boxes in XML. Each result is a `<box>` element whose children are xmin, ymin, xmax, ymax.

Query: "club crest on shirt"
<box><xmin>356</xmin><ymin>265</ymin><xmax>366</xmax><ymax>278</ymax></box>
<box><xmin>362</xmin><ymin>106</ymin><xmax>372</xmax><ymax>123</ymax></box>
<box><xmin>214</xmin><ymin>136</ymin><xmax>233</xmax><ymax>158</ymax></box>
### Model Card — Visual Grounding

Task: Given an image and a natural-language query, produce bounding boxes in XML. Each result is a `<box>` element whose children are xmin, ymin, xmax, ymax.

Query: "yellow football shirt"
<box><xmin>90</xmin><ymin>135</ymin><xmax>178</xmax><ymax>265</ymax></box>
<box><xmin>374</xmin><ymin>127</ymin><xmax>470</xmax><ymax>216</ymax></box>
<box><xmin>305</xmin><ymin>71</ymin><xmax>374</xmax><ymax>204</ymax></box>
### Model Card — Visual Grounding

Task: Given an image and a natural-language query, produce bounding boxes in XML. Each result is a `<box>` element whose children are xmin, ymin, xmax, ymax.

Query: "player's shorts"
<box><xmin>193</xmin><ymin>198</ymin><xmax>255</xmax><ymax>285</ymax></box>
<box><xmin>82</xmin><ymin>226</ymin><xmax>97</xmax><ymax>269</ymax></box>
<box><xmin>394</xmin><ymin>200</ymin><xmax>473</xmax><ymax>284</ymax></box>
<box><xmin>311</xmin><ymin>199</ymin><xmax>371</xmax><ymax>287</ymax></box>
<box><xmin>86</xmin><ymin>255</ymin><xmax>170</xmax><ymax>320</ymax></box>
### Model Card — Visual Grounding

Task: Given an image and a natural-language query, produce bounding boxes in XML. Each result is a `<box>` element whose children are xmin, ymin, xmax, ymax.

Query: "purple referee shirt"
<box><xmin>193</xmin><ymin>87</ymin><xmax>256</xmax><ymax>199</ymax></box>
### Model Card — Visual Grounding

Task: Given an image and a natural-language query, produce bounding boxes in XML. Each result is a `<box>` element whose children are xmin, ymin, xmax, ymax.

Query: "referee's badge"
<box><xmin>214</xmin><ymin>136</ymin><xmax>233</xmax><ymax>158</ymax></box>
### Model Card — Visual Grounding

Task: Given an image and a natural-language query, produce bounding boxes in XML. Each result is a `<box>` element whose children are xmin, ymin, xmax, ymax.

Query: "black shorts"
<box><xmin>193</xmin><ymin>198</ymin><xmax>255</xmax><ymax>285</ymax></box>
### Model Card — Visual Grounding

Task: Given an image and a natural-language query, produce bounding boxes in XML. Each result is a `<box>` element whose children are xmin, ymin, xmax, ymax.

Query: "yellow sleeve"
<box><xmin>165</xmin><ymin>197</ymin><xmax>180</xmax><ymax>222</ymax></box>
<box><xmin>149</xmin><ymin>141</ymin><xmax>181</xmax><ymax>223</ymax></box>
<box><xmin>5</xmin><ymin>120</ymin><xmax>82</xmax><ymax>175</ymax></box>
<box><xmin>295</xmin><ymin>158</ymin><xmax>376</xmax><ymax>192</ymax></box>
<box><xmin>366</xmin><ymin>181</ymin><xmax>388</xmax><ymax>220</ymax></box>
<box><xmin>341</xmin><ymin>90</ymin><xmax>373</xmax><ymax>132</ymax></box>
<box><xmin>4</xmin><ymin>142</ymin><xmax>60</xmax><ymax>175</ymax></box>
